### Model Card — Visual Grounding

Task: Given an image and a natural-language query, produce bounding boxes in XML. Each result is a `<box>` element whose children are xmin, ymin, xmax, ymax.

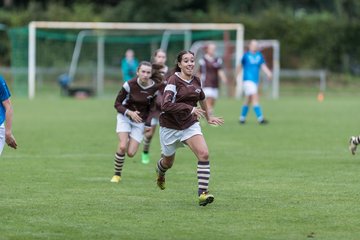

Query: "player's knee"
<box><xmin>127</xmin><ymin>150</ymin><xmax>136</xmax><ymax>158</ymax></box>
<box><xmin>144</xmin><ymin>134</ymin><xmax>153</xmax><ymax>140</ymax></box>
<box><xmin>197</xmin><ymin>149</ymin><xmax>209</xmax><ymax>161</ymax></box>
<box><xmin>118</xmin><ymin>145</ymin><xmax>127</xmax><ymax>154</ymax></box>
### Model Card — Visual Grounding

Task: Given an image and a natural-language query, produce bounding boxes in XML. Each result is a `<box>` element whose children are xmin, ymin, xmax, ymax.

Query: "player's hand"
<box><xmin>5</xmin><ymin>132</ymin><xmax>17</xmax><ymax>149</ymax></box>
<box><xmin>192</xmin><ymin>107</ymin><xmax>206</xmax><ymax>120</ymax></box>
<box><xmin>128</xmin><ymin>111</ymin><xmax>142</xmax><ymax>123</ymax></box>
<box><xmin>208</xmin><ymin>116</ymin><xmax>224</xmax><ymax>126</ymax></box>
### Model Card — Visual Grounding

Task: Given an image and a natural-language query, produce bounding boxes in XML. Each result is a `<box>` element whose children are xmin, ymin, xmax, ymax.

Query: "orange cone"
<box><xmin>317</xmin><ymin>92</ymin><xmax>324</xmax><ymax>102</ymax></box>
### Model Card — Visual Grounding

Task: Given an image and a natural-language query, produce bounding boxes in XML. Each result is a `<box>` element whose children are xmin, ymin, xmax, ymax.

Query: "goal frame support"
<box><xmin>28</xmin><ymin>21</ymin><xmax>244</xmax><ymax>99</ymax></box>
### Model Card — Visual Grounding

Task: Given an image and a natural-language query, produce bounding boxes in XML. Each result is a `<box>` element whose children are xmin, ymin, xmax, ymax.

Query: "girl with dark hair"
<box><xmin>155</xmin><ymin>50</ymin><xmax>224</xmax><ymax>206</ymax></box>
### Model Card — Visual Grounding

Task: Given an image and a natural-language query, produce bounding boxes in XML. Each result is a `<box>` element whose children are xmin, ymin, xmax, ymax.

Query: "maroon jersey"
<box><xmin>114</xmin><ymin>77</ymin><xmax>159</xmax><ymax>126</ymax></box>
<box><xmin>159</xmin><ymin>73</ymin><xmax>205</xmax><ymax>130</ymax></box>
<box><xmin>153</xmin><ymin>65</ymin><xmax>170</xmax><ymax>119</ymax></box>
<box><xmin>198</xmin><ymin>56</ymin><xmax>223</xmax><ymax>88</ymax></box>
<box><xmin>153</xmin><ymin>80</ymin><xmax>167</xmax><ymax>119</ymax></box>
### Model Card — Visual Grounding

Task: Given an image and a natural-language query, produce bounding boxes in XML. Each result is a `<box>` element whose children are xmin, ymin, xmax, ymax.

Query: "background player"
<box><xmin>198</xmin><ymin>42</ymin><xmax>227</xmax><ymax>116</ymax></box>
<box><xmin>141</xmin><ymin>49</ymin><xmax>168</xmax><ymax>164</ymax></box>
<box><xmin>110</xmin><ymin>61</ymin><xmax>161</xmax><ymax>183</ymax></box>
<box><xmin>349</xmin><ymin>136</ymin><xmax>360</xmax><ymax>155</ymax></box>
<box><xmin>0</xmin><ymin>74</ymin><xmax>17</xmax><ymax>155</ymax></box>
<box><xmin>236</xmin><ymin>39</ymin><xmax>272</xmax><ymax>124</ymax></box>
<box><xmin>121</xmin><ymin>49</ymin><xmax>139</xmax><ymax>82</ymax></box>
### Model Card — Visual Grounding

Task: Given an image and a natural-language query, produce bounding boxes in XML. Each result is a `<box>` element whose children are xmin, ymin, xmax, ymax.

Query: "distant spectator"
<box><xmin>121</xmin><ymin>49</ymin><xmax>139</xmax><ymax>82</ymax></box>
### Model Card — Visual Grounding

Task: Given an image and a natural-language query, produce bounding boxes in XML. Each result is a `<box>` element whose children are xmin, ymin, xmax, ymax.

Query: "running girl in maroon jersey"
<box><xmin>155</xmin><ymin>50</ymin><xmax>224</xmax><ymax>206</ymax></box>
<box><xmin>110</xmin><ymin>61</ymin><xmax>161</xmax><ymax>183</ymax></box>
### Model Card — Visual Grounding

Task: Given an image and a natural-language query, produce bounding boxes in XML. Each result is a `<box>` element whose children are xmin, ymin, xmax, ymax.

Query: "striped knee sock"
<box><xmin>143</xmin><ymin>136</ymin><xmax>151</xmax><ymax>153</ymax></box>
<box><xmin>157</xmin><ymin>158</ymin><xmax>169</xmax><ymax>176</ymax></box>
<box><xmin>197</xmin><ymin>161</ymin><xmax>210</xmax><ymax>196</ymax></box>
<box><xmin>353</xmin><ymin>136</ymin><xmax>360</xmax><ymax>145</ymax></box>
<box><xmin>114</xmin><ymin>152</ymin><xmax>125</xmax><ymax>176</ymax></box>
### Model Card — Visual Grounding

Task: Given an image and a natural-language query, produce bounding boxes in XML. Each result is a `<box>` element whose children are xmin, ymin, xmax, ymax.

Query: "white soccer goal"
<box><xmin>280</xmin><ymin>69</ymin><xmax>327</xmax><ymax>97</ymax></box>
<box><xmin>28</xmin><ymin>21</ymin><xmax>244</xmax><ymax>99</ymax></box>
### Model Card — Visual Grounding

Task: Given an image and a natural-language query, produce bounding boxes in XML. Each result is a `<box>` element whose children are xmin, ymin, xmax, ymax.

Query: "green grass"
<box><xmin>1</xmin><ymin>94</ymin><xmax>360</xmax><ymax>239</ymax></box>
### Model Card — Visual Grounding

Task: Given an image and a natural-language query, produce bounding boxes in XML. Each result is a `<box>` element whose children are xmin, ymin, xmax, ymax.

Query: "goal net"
<box><xmin>8</xmin><ymin>22</ymin><xmax>244</xmax><ymax>99</ymax></box>
<box><xmin>191</xmin><ymin>39</ymin><xmax>280</xmax><ymax>99</ymax></box>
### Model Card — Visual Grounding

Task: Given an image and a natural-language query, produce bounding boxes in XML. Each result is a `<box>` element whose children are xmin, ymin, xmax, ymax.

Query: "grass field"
<box><xmin>1</xmin><ymin>93</ymin><xmax>360</xmax><ymax>240</ymax></box>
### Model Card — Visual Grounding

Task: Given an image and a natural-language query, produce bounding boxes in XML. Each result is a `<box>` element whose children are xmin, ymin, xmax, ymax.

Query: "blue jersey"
<box><xmin>241</xmin><ymin>51</ymin><xmax>265</xmax><ymax>84</ymax></box>
<box><xmin>121</xmin><ymin>58</ymin><xmax>139</xmax><ymax>82</ymax></box>
<box><xmin>0</xmin><ymin>75</ymin><xmax>11</xmax><ymax>125</ymax></box>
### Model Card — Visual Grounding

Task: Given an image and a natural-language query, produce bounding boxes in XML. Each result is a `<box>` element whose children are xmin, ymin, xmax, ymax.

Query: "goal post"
<box><xmin>27</xmin><ymin>21</ymin><xmax>244</xmax><ymax>99</ymax></box>
<box><xmin>191</xmin><ymin>39</ymin><xmax>280</xmax><ymax>99</ymax></box>
<box><xmin>248</xmin><ymin>39</ymin><xmax>280</xmax><ymax>99</ymax></box>
<box><xmin>241</xmin><ymin>39</ymin><xmax>280</xmax><ymax>99</ymax></box>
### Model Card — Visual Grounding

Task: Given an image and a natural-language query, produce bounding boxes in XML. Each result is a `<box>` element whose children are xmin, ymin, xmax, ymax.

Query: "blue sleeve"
<box><xmin>259</xmin><ymin>53</ymin><xmax>265</xmax><ymax>65</ymax></box>
<box><xmin>0</xmin><ymin>76</ymin><xmax>11</xmax><ymax>102</ymax></box>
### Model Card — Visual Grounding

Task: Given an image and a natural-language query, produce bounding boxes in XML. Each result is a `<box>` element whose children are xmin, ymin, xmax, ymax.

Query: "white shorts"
<box><xmin>0</xmin><ymin>123</ymin><xmax>4</xmax><ymax>155</ymax></box>
<box><xmin>159</xmin><ymin>122</ymin><xmax>203</xmax><ymax>157</ymax></box>
<box><xmin>243</xmin><ymin>81</ymin><xmax>258</xmax><ymax>96</ymax></box>
<box><xmin>203</xmin><ymin>87</ymin><xmax>219</xmax><ymax>99</ymax></box>
<box><xmin>116</xmin><ymin>113</ymin><xmax>145</xmax><ymax>143</ymax></box>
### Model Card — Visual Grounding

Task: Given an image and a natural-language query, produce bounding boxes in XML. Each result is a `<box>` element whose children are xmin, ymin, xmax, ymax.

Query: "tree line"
<box><xmin>0</xmin><ymin>0</ymin><xmax>359</xmax><ymax>74</ymax></box>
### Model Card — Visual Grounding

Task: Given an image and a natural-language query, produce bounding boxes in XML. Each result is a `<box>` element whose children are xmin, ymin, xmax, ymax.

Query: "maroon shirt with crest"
<box><xmin>159</xmin><ymin>73</ymin><xmax>205</xmax><ymax>130</ymax></box>
<box><xmin>198</xmin><ymin>56</ymin><xmax>223</xmax><ymax>88</ymax></box>
<box><xmin>114</xmin><ymin>77</ymin><xmax>159</xmax><ymax>126</ymax></box>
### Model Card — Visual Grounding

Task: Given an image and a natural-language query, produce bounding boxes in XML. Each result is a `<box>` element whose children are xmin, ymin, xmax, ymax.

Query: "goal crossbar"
<box><xmin>28</xmin><ymin>21</ymin><xmax>244</xmax><ymax>99</ymax></box>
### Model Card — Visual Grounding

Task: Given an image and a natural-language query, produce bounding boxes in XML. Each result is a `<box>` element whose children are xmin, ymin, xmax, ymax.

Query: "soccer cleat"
<box><xmin>156</xmin><ymin>169</ymin><xmax>165</xmax><ymax>190</ymax></box>
<box><xmin>259</xmin><ymin>119</ymin><xmax>269</xmax><ymax>125</ymax></box>
<box><xmin>198</xmin><ymin>192</ymin><xmax>214</xmax><ymax>206</ymax></box>
<box><xmin>141</xmin><ymin>152</ymin><xmax>150</xmax><ymax>164</ymax></box>
<box><xmin>110</xmin><ymin>175</ymin><xmax>121</xmax><ymax>183</ymax></box>
<box><xmin>349</xmin><ymin>136</ymin><xmax>357</xmax><ymax>155</ymax></box>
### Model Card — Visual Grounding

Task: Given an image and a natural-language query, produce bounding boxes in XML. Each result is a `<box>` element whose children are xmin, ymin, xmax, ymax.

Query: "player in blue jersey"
<box><xmin>121</xmin><ymin>49</ymin><xmax>139</xmax><ymax>82</ymax></box>
<box><xmin>236</xmin><ymin>40</ymin><xmax>272</xmax><ymax>124</ymax></box>
<box><xmin>0</xmin><ymin>75</ymin><xmax>17</xmax><ymax>155</ymax></box>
